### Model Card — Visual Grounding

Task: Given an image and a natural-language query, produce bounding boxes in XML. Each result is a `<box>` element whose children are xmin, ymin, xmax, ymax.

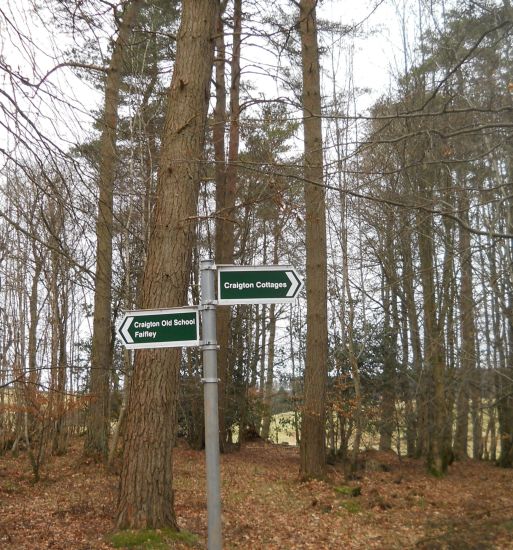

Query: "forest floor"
<box><xmin>0</xmin><ymin>438</ymin><xmax>513</xmax><ymax>549</ymax></box>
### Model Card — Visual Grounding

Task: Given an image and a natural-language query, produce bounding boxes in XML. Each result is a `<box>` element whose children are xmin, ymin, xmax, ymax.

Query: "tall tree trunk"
<box><xmin>299</xmin><ymin>0</ymin><xmax>328</xmax><ymax>480</ymax></box>
<box><xmin>416</xmin><ymin>202</ymin><xmax>450</xmax><ymax>475</ymax></box>
<box><xmin>344</xmin><ymin>250</ymin><xmax>363</xmax><ymax>472</ymax></box>
<box><xmin>260</xmin><ymin>221</ymin><xmax>280</xmax><ymax>440</ymax></box>
<box><xmin>490</xmin><ymin>239</ymin><xmax>513</xmax><ymax>467</ymax></box>
<box><xmin>250</xmin><ymin>305</ymin><xmax>261</xmax><ymax>389</ymax></box>
<box><xmin>215</xmin><ymin>0</ymin><xmax>241</xmax><ymax>449</ymax></box>
<box><xmin>399</xmin><ymin>215</ymin><xmax>423</xmax><ymax>457</ymax></box>
<box><xmin>261</xmin><ymin>305</ymin><xmax>277</xmax><ymax>440</ymax></box>
<box><xmin>213</xmin><ymin>6</ymin><xmax>229</xmax><ymax>450</ymax></box>
<box><xmin>86</xmin><ymin>0</ymin><xmax>142</xmax><ymax>459</ymax></box>
<box><xmin>400</xmin><ymin>290</ymin><xmax>416</xmax><ymax>457</ymax></box>
<box><xmin>116</xmin><ymin>0</ymin><xmax>218</xmax><ymax>529</ymax></box>
<box><xmin>379</xmin><ymin>282</ymin><xmax>397</xmax><ymax>452</ymax></box>
<box><xmin>48</xmin><ymin>228</ymin><xmax>62</xmax><ymax>456</ymax></box>
<box><xmin>52</xmin><ymin>282</ymin><xmax>68</xmax><ymax>455</ymax></box>
<box><xmin>498</xmin><ymin>289</ymin><xmax>513</xmax><ymax>463</ymax></box>
<box><xmin>379</xmin><ymin>211</ymin><xmax>398</xmax><ymax>452</ymax></box>
<box><xmin>454</xmin><ymin>192</ymin><xmax>478</xmax><ymax>460</ymax></box>
<box><xmin>26</xmin><ymin>249</ymin><xmax>42</xmax><ymax>436</ymax></box>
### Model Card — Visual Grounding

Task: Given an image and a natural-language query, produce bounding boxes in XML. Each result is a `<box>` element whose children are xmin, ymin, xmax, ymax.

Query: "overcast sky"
<box><xmin>0</xmin><ymin>0</ymin><xmax>421</xmax><ymax>161</ymax></box>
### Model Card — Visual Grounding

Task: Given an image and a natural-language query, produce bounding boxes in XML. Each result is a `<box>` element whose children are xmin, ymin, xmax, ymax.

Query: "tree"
<box><xmin>298</xmin><ymin>0</ymin><xmax>329</xmax><ymax>480</ymax></box>
<box><xmin>214</xmin><ymin>0</ymin><xmax>242</xmax><ymax>449</ymax></box>
<box><xmin>454</xmin><ymin>188</ymin><xmax>479</xmax><ymax>459</ymax></box>
<box><xmin>117</xmin><ymin>0</ymin><xmax>218</xmax><ymax>529</ymax></box>
<box><xmin>85</xmin><ymin>0</ymin><xmax>142</xmax><ymax>459</ymax></box>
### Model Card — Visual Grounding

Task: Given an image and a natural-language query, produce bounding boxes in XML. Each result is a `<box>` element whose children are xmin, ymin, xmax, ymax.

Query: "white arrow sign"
<box><xmin>286</xmin><ymin>270</ymin><xmax>301</xmax><ymax>297</ymax></box>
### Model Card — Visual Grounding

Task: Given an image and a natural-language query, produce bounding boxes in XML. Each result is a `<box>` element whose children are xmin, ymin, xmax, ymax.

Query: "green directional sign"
<box><xmin>217</xmin><ymin>265</ymin><xmax>303</xmax><ymax>305</ymax></box>
<box><xmin>117</xmin><ymin>307</ymin><xmax>199</xmax><ymax>349</ymax></box>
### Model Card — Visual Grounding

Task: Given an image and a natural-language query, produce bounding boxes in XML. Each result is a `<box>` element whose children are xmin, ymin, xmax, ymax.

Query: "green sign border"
<box><xmin>217</xmin><ymin>265</ymin><xmax>303</xmax><ymax>305</ymax></box>
<box><xmin>117</xmin><ymin>307</ymin><xmax>199</xmax><ymax>349</ymax></box>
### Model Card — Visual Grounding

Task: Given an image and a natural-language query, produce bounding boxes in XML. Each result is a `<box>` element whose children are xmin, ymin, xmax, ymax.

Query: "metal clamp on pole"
<box><xmin>201</xmin><ymin>341</ymin><xmax>220</xmax><ymax>351</ymax></box>
<box><xmin>198</xmin><ymin>302</ymin><xmax>217</xmax><ymax>311</ymax></box>
<box><xmin>199</xmin><ymin>258</ymin><xmax>222</xmax><ymax>550</ymax></box>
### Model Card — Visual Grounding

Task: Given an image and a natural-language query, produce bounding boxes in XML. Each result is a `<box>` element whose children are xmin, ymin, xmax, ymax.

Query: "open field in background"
<box><xmin>1</xmin><ymin>397</ymin><xmax>497</xmax><ymax>460</ymax></box>
<box><xmin>269</xmin><ymin>411</ymin><xmax>492</xmax><ymax>462</ymax></box>
<box><xmin>1</xmin><ymin>437</ymin><xmax>513</xmax><ymax>549</ymax></box>
<box><xmin>268</xmin><ymin>407</ymin><xmax>500</xmax><ymax>458</ymax></box>
<box><xmin>267</xmin><ymin>412</ymin><xmax>298</xmax><ymax>446</ymax></box>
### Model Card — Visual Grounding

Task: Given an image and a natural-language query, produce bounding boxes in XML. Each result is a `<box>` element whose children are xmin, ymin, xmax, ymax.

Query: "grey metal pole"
<box><xmin>200</xmin><ymin>259</ymin><xmax>222</xmax><ymax>550</ymax></box>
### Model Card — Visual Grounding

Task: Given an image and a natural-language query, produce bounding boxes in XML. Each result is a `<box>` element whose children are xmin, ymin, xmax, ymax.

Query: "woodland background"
<box><xmin>1</xmin><ymin>0</ymin><xmax>513</xmax><ymax>545</ymax></box>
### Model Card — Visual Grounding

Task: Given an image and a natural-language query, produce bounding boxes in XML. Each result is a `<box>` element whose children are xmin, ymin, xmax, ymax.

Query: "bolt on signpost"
<box><xmin>117</xmin><ymin>261</ymin><xmax>303</xmax><ymax>550</ymax></box>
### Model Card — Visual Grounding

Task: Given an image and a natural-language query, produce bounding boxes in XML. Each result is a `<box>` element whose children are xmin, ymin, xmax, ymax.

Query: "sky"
<box><xmin>320</xmin><ymin>0</ymin><xmax>417</xmax><ymax>103</ymax></box>
<box><xmin>0</xmin><ymin>1</ymin><xmax>103</xmax><ymax>158</ymax></box>
<box><xmin>0</xmin><ymin>0</ymin><xmax>435</xmax><ymax>371</ymax></box>
<box><xmin>0</xmin><ymin>0</ymin><xmax>421</xmax><ymax>162</ymax></box>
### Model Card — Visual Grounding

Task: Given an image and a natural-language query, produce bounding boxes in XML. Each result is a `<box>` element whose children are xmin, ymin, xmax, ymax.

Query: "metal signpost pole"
<box><xmin>200</xmin><ymin>259</ymin><xmax>222</xmax><ymax>550</ymax></box>
<box><xmin>116</xmin><ymin>262</ymin><xmax>302</xmax><ymax>548</ymax></box>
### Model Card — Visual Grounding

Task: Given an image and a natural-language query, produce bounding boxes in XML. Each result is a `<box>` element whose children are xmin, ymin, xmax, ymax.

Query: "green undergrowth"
<box><xmin>108</xmin><ymin>528</ymin><xmax>198</xmax><ymax>549</ymax></box>
<box><xmin>501</xmin><ymin>519</ymin><xmax>513</xmax><ymax>532</ymax></box>
<box><xmin>333</xmin><ymin>484</ymin><xmax>362</xmax><ymax>514</ymax></box>
<box><xmin>334</xmin><ymin>485</ymin><xmax>361</xmax><ymax>497</ymax></box>
<box><xmin>339</xmin><ymin>500</ymin><xmax>362</xmax><ymax>514</ymax></box>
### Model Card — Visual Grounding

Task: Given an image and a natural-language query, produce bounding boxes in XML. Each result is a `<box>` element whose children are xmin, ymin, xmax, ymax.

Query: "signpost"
<box><xmin>200</xmin><ymin>259</ymin><xmax>222</xmax><ymax>550</ymax></box>
<box><xmin>217</xmin><ymin>265</ymin><xmax>303</xmax><ymax>305</ymax></box>
<box><xmin>116</xmin><ymin>262</ymin><xmax>303</xmax><ymax>550</ymax></box>
<box><xmin>117</xmin><ymin>307</ymin><xmax>199</xmax><ymax>349</ymax></box>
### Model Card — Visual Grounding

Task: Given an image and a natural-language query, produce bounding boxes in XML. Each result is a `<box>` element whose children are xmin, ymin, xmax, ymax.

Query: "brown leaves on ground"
<box><xmin>1</xmin><ymin>438</ymin><xmax>513</xmax><ymax>549</ymax></box>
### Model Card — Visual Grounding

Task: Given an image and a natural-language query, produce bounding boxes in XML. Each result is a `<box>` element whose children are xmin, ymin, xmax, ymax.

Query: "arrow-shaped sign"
<box><xmin>117</xmin><ymin>307</ymin><xmax>199</xmax><ymax>349</ymax></box>
<box><xmin>217</xmin><ymin>265</ymin><xmax>303</xmax><ymax>305</ymax></box>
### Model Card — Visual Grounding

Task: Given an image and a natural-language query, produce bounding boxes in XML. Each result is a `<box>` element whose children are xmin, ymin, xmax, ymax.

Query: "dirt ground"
<box><xmin>1</xmin><ymin>438</ymin><xmax>513</xmax><ymax>549</ymax></box>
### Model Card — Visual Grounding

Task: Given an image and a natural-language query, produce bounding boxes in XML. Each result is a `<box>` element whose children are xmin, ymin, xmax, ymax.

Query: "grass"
<box><xmin>333</xmin><ymin>484</ymin><xmax>362</xmax><ymax>514</ymax></box>
<box><xmin>501</xmin><ymin>520</ymin><xmax>513</xmax><ymax>532</ymax></box>
<box><xmin>108</xmin><ymin>528</ymin><xmax>198</xmax><ymax>549</ymax></box>
<box><xmin>334</xmin><ymin>485</ymin><xmax>361</xmax><ymax>497</ymax></box>
<box><xmin>339</xmin><ymin>501</ymin><xmax>362</xmax><ymax>514</ymax></box>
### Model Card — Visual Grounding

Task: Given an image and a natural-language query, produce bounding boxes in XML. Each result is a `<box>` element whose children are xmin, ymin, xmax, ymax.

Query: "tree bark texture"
<box><xmin>213</xmin><ymin>8</ymin><xmax>230</xmax><ymax>450</ymax></box>
<box><xmin>416</xmin><ymin>203</ymin><xmax>450</xmax><ymax>475</ymax></box>
<box><xmin>299</xmin><ymin>0</ymin><xmax>329</xmax><ymax>481</ymax></box>
<box><xmin>261</xmin><ymin>222</ymin><xmax>280</xmax><ymax>440</ymax></box>
<box><xmin>379</xmin><ymin>211</ymin><xmax>398</xmax><ymax>452</ymax></box>
<box><xmin>497</xmin><ymin>173</ymin><xmax>513</xmax><ymax>467</ymax></box>
<box><xmin>261</xmin><ymin>305</ymin><xmax>277</xmax><ymax>440</ymax></box>
<box><xmin>399</xmin><ymin>215</ymin><xmax>423</xmax><ymax>457</ymax></box>
<box><xmin>86</xmin><ymin>0</ymin><xmax>142</xmax><ymax>459</ymax></box>
<box><xmin>454</xmin><ymin>192</ymin><xmax>479</xmax><ymax>459</ymax></box>
<box><xmin>215</xmin><ymin>0</ymin><xmax>241</xmax><ymax>449</ymax></box>
<box><xmin>116</xmin><ymin>0</ymin><xmax>218</xmax><ymax>529</ymax></box>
